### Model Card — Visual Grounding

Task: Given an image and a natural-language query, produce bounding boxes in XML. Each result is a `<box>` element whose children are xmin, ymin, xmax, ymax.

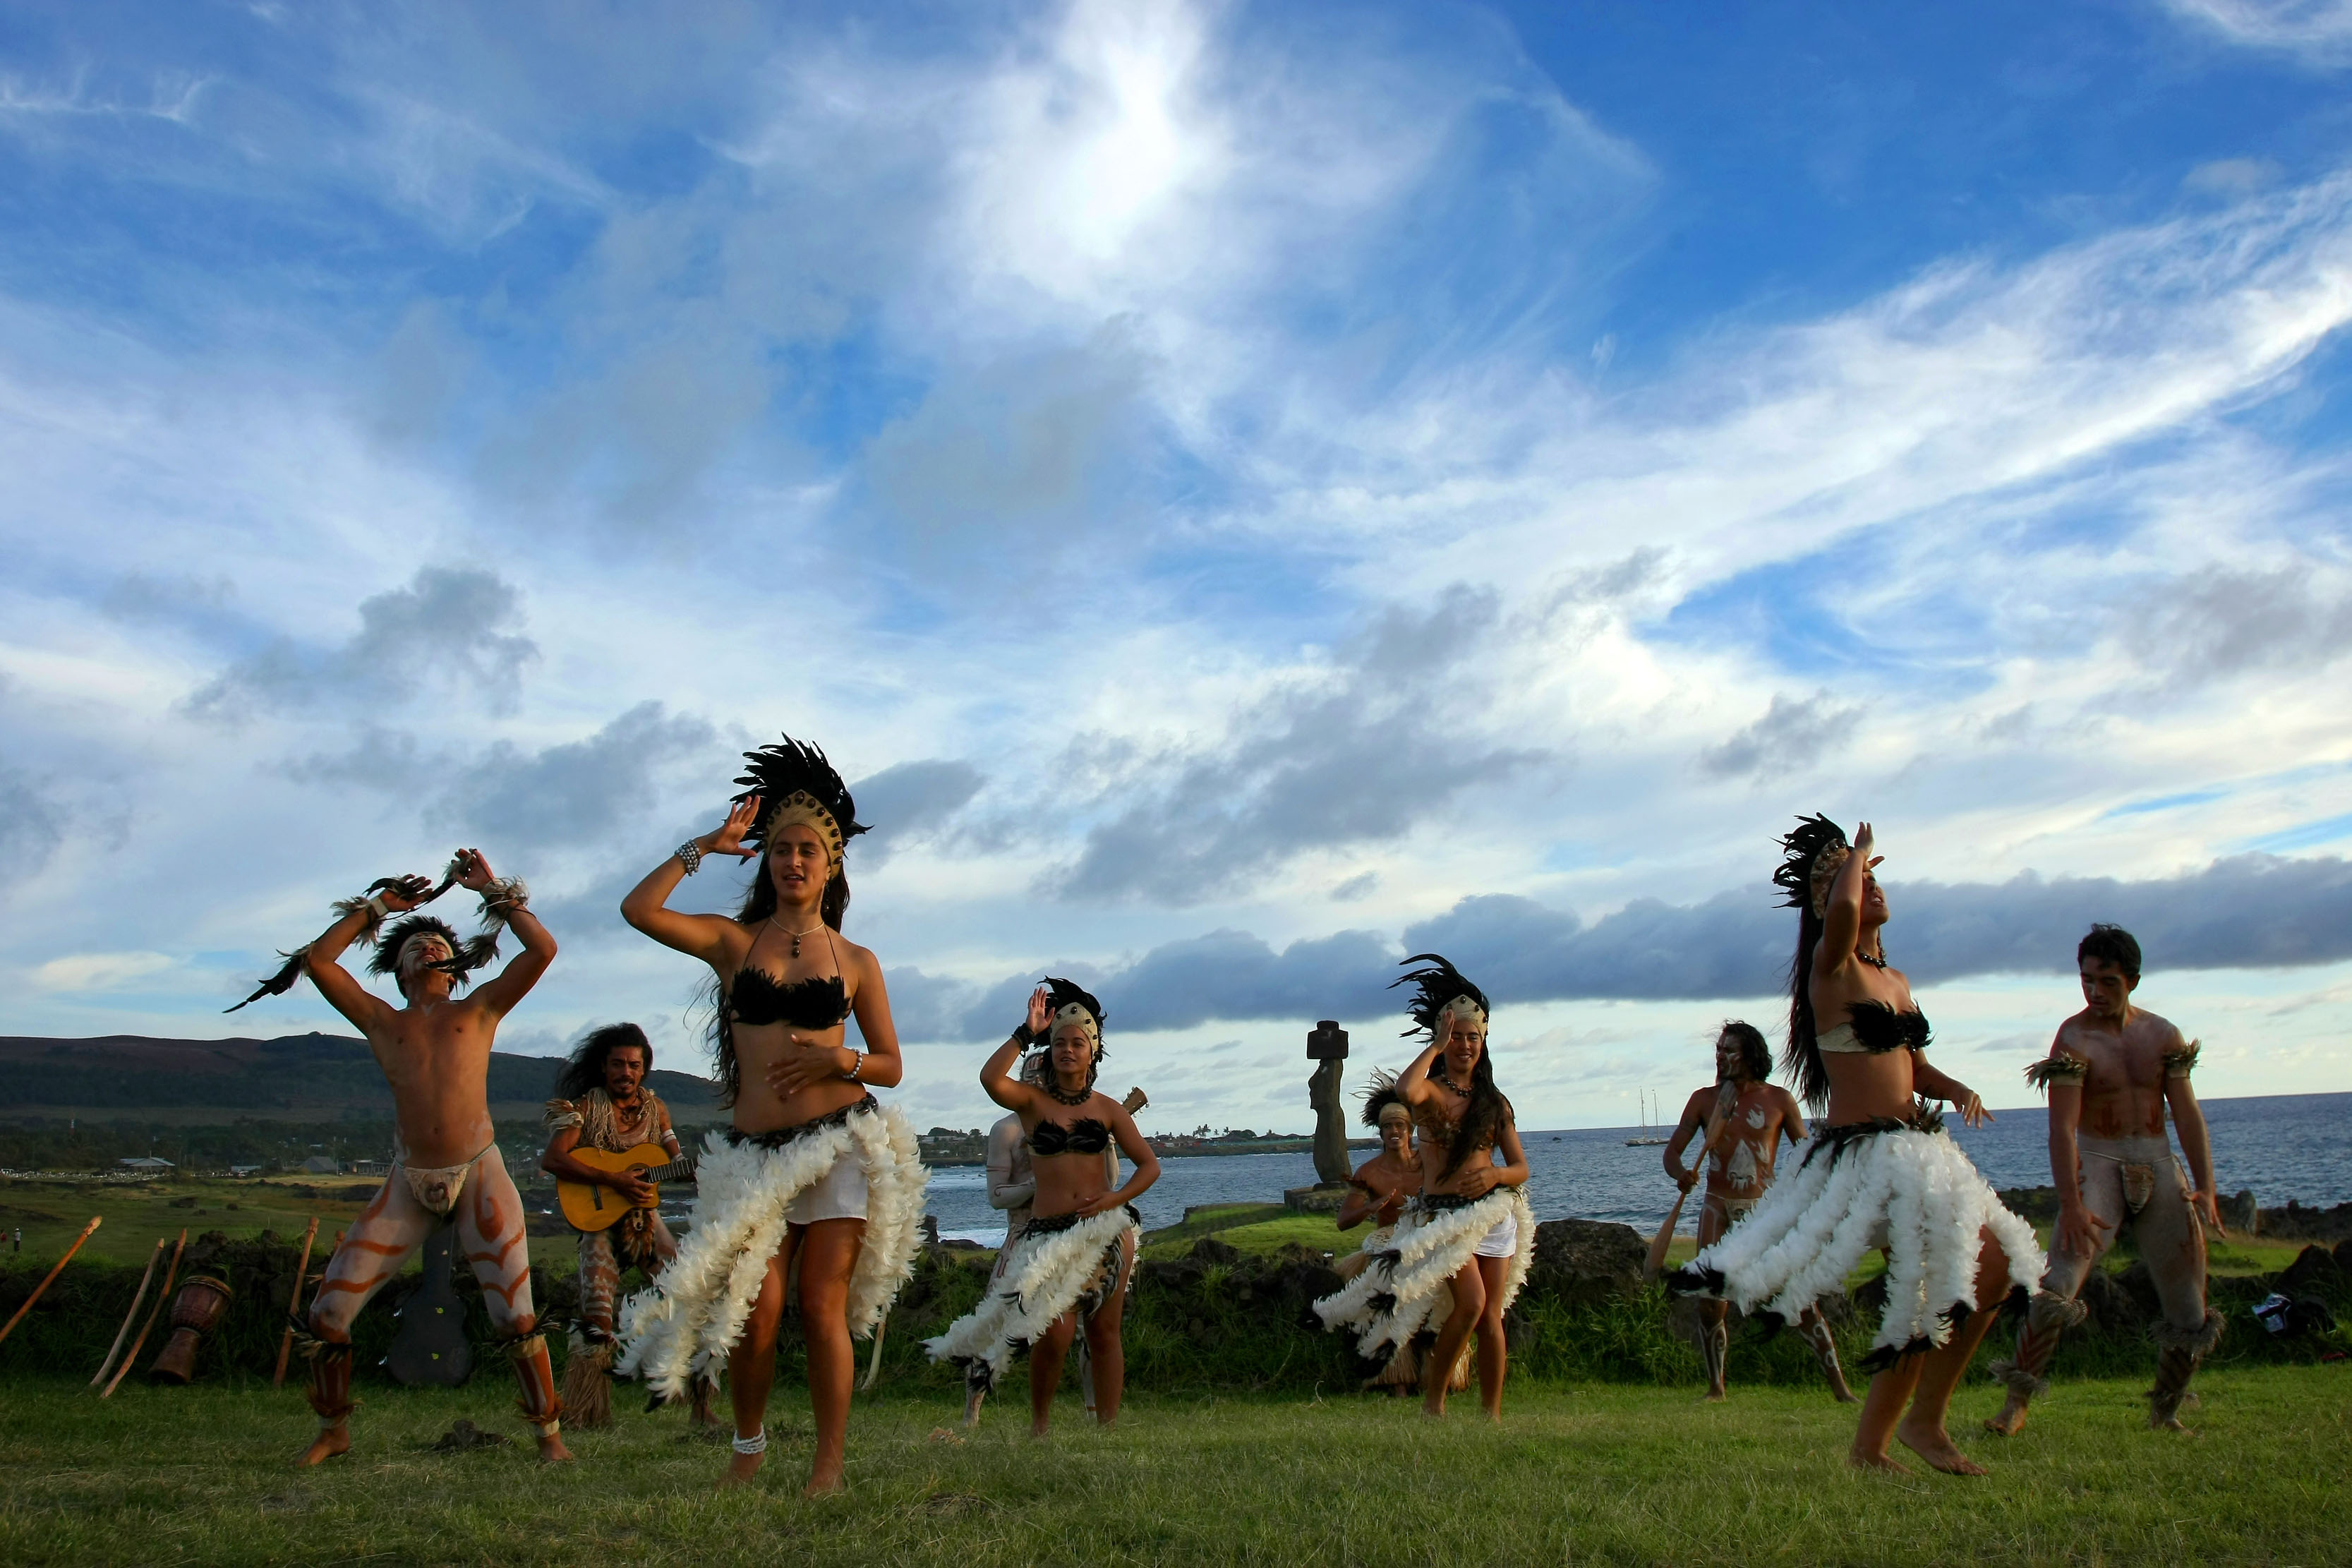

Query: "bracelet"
<box><xmin>844</xmin><ymin>1049</ymin><xmax>864</xmax><ymax>1082</ymax></box>
<box><xmin>1011</xmin><ymin>1023</ymin><xmax>1037</xmax><ymax>1047</ymax></box>
<box><xmin>676</xmin><ymin>840</ymin><xmax>704</xmax><ymax>876</ymax></box>
<box><xmin>363</xmin><ymin>893</ymin><xmax>391</xmax><ymax>921</ymax></box>
<box><xmin>731</xmin><ymin>1428</ymin><xmax>766</xmax><ymax>1455</ymax></box>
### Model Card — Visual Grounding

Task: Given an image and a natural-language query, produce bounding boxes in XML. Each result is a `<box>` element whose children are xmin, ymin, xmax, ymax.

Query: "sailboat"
<box><xmin>1624</xmin><ymin>1088</ymin><xmax>1669</xmax><ymax>1147</ymax></box>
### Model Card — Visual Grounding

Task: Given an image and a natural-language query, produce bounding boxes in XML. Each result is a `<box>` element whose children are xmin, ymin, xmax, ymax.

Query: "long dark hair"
<box><xmin>1773</xmin><ymin>815</ymin><xmax>1849</xmax><ymax>1112</ymax></box>
<box><xmin>555</xmin><ymin>1023</ymin><xmax>652</xmax><ymax>1102</ymax></box>
<box><xmin>1392</xmin><ymin>953</ymin><xmax>1510</xmax><ymax>1182</ymax></box>
<box><xmin>708</xmin><ymin>852</ymin><xmax>852</xmax><ymax>1108</ymax></box>
<box><xmin>1719</xmin><ymin>1020</ymin><xmax>1772</xmax><ymax>1085</ymax></box>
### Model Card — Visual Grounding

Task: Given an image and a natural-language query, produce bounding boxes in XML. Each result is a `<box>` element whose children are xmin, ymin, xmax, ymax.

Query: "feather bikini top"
<box><xmin>1027</xmin><ymin>1118</ymin><xmax>1113</xmax><ymax>1157</ymax></box>
<box><xmin>728</xmin><ymin>968</ymin><xmax>851</xmax><ymax>1030</ymax></box>
<box><xmin>1817</xmin><ymin>999</ymin><xmax>1931</xmax><ymax>1055</ymax></box>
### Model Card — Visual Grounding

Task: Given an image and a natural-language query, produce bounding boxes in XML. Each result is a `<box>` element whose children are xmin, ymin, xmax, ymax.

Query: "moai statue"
<box><xmin>1307</xmin><ymin>1020</ymin><xmax>1351</xmax><ymax>1188</ymax></box>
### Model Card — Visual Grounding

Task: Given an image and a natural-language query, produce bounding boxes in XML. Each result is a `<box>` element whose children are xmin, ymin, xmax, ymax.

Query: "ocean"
<box><xmin>924</xmin><ymin>1092</ymin><xmax>2351</xmax><ymax>1243</ymax></box>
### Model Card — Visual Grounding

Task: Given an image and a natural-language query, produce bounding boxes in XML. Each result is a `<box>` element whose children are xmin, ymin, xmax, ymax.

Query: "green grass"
<box><xmin>1</xmin><ymin>1368</ymin><xmax>2344</xmax><ymax>1565</ymax></box>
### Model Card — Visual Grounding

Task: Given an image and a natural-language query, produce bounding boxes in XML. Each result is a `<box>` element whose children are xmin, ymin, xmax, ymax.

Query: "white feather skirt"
<box><xmin>1314</xmin><ymin>1186</ymin><xmax>1536</xmax><ymax>1358</ymax></box>
<box><xmin>1672</xmin><ymin>1122</ymin><xmax>2042</xmax><ymax>1368</ymax></box>
<box><xmin>923</xmin><ymin>1205</ymin><xmax>1138</xmax><ymax>1392</ymax></box>
<box><xmin>615</xmin><ymin>1100</ymin><xmax>928</xmax><ymax>1400</ymax></box>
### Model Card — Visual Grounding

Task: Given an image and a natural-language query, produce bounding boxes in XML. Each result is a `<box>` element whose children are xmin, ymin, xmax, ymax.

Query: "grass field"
<box><xmin>1</xmin><ymin>1367</ymin><xmax>2344</xmax><ymax>1565</ymax></box>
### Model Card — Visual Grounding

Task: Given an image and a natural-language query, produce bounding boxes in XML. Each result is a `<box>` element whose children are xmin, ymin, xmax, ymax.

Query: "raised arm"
<box><xmin>620</xmin><ymin>797</ymin><xmax>760</xmax><ymax>965</ymax></box>
<box><xmin>979</xmin><ymin>987</ymin><xmax>1054</xmax><ymax>1114</ymax></box>
<box><xmin>1394</xmin><ymin>1038</ymin><xmax>1445</xmax><ymax>1111</ymax></box>
<box><xmin>1813</xmin><ymin>821</ymin><xmax>1880</xmax><ymax>985</ymax></box>
<box><xmin>2162</xmin><ymin>1035</ymin><xmax>2224</xmax><ymax>1236</ymax></box>
<box><xmin>301</xmin><ymin>882</ymin><xmax>424</xmax><ymax>1035</ymax></box>
<box><xmin>1082</xmin><ymin>1102</ymin><xmax>1161</xmax><ymax>1217</ymax></box>
<box><xmin>458</xmin><ymin>852</ymin><xmax>555</xmax><ymax>1016</ymax></box>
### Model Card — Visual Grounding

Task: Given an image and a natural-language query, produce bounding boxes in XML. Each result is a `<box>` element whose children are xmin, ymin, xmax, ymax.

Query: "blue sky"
<box><xmin>5</xmin><ymin>0</ymin><xmax>2352</xmax><ymax>1137</ymax></box>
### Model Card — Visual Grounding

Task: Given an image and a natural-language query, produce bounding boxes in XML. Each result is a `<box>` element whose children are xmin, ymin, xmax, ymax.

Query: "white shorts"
<box><xmin>1473</xmin><ymin>1210</ymin><xmax>1519</xmax><ymax>1258</ymax></box>
<box><xmin>784</xmin><ymin>1150</ymin><xmax>869</xmax><ymax>1224</ymax></box>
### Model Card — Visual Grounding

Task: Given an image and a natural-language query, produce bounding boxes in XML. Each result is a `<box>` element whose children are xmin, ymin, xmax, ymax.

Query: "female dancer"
<box><xmin>1671</xmin><ymin>818</ymin><xmax>2040</xmax><ymax>1475</ymax></box>
<box><xmin>1317</xmin><ymin>955</ymin><xmax>1533</xmax><ymax>1420</ymax></box>
<box><xmin>615</xmin><ymin>737</ymin><xmax>927</xmax><ymax>1496</ymax></box>
<box><xmin>927</xmin><ymin>979</ymin><xmax>1159</xmax><ymax>1434</ymax></box>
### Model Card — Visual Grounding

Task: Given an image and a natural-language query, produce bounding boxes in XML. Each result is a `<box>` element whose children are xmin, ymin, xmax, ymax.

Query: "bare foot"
<box><xmin>718</xmin><ymin>1450</ymin><xmax>763</xmax><ymax>1490</ymax></box>
<box><xmin>296</xmin><ymin>1425</ymin><xmax>350</xmax><ymax>1467</ymax></box>
<box><xmin>802</xmin><ymin>1467</ymin><xmax>845</xmax><ymax>1498</ymax></box>
<box><xmin>536</xmin><ymin>1432</ymin><xmax>575</xmax><ymax>1464</ymax></box>
<box><xmin>1847</xmin><ymin>1447</ymin><xmax>1912</xmax><ymax>1474</ymax></box>
<box><xmin>1982</xmin><ymin>1399</ymin><xmax>2030</xmax><ymax>1437</ymax></box>
<box><xmin>1896</xmin><ymin>1418</ymin><xmax>1987</xmax><ymax>1476</ymax></box>
<box><xmin>1832</xmin><ymin>1388</ymin><xmax>1861</xmax><ymax>1405</ymax></box>
<box><xmin>2149</xmin><ymin>1414</ymin><xmax>2197</xmax><ymax>1435</ymax></box>
<box><xmin>1030</xmin><ymin>1421</ymin><xmax>1051</xmax><ymax>1440</ymax></box>
<box><xmin>1700</xmin><ymin>1389</ymin><xmax>1727</xmax><ymax>1404</ymax></box>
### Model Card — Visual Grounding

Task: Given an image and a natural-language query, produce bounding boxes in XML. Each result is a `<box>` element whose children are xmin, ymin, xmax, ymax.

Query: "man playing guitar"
<box><xmin>541</xmin><ymin>1023</ymin><xmax>712</xmax><ymax>1425</ymax></box>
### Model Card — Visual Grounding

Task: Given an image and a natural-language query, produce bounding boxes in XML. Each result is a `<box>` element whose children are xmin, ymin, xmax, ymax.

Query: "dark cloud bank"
<box><xmin>888</xmin><ymin>853</ymin><xmax>2352</xmax><ymax>1042</ymax></box>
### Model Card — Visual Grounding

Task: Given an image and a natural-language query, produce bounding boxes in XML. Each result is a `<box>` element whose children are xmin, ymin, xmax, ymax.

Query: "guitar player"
<box><xmin>541</xmin><ymin>1023</ymin><xmax>713</xmax><ymax>1427</ymax></box>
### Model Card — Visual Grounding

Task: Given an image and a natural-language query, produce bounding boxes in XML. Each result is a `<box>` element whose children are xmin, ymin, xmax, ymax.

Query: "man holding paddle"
<box><xmin>541</xmin><ymin>1023</ymin><xmax>713</xmax><ymax>1428</ymax></box>
<box><xmin>1663</xmin><ymin>1020</ymin><xmax>1857</xmax><ymax>1404</ymax></box>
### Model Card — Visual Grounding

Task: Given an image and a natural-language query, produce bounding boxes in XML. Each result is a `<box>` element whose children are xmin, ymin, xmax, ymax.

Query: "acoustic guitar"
<box><xmin>556</xmin><ymin>1144</ymin><xmax>696</xmax><ymax>1232</ymax></box>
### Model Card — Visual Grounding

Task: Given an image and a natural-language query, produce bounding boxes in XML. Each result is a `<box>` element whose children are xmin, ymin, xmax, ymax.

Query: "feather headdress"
<box><xmin>1773</xmin><ymin>814</ymin><xmax>1851</xmax><ymax>919</ymax></box>
<box><xmin>1037</xmin><ymin>975</ymin><xmax>1106</xmax><ymax>1059</ymax></box>
<box><xmin>1390</xmin><ymin>953</ymin><xmax>1490</xmax><ymax>1038</ymax></box>
<box><xmin>1358</xmin><ymin>1067</ymin><xmax>1411</xmax><ymax>1128</ymax></box>
<box><xmin>732</xmin><ymin>735</ymin><xmax>869</xmax><ymax>870</ymax></box>
<box><xmin>225</xmin><ymin>858</ymin><xmax>514</xmax><ymax>1012</ymax></box>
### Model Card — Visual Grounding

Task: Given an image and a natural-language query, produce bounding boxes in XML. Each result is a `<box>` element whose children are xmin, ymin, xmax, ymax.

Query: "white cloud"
<box><xmin>2164</xmin><ymin>0</ymin><xmax>2352</xmax><ymax>61</ymax></box>
<box><xmin>31</xmin><ymin>951</ymin><xmax>180</xmax><ymax>992</ymax></box>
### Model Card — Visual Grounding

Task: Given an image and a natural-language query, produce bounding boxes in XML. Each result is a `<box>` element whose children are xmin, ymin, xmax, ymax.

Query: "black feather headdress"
<box><xmin>1390</xmin><ymin>953</ymin><xmax>1490</xmax><ymax>1038</ymax></box>
<box><xmin>732</xmin><ymin>735</ymin><xmax>869</xmax><ymax>866</ymax></box>
<box><xmin>1773</xmin><ymin>814</ymin><xmax>1850</xmax><ymax>916</ymax></box>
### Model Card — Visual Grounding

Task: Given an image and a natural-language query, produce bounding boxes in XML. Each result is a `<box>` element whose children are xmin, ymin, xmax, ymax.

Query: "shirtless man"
<box><xmin>1986</xmin><ymin>924</ymin><xmax>2223</xmax><ymax>1435</ymax></box>
<box><xmin>283</xmin><ymin>849</ymin><xmax>567</xmax><ymax>1464</ymax></box>
<box><xmin>1663</xmin><ymin>1021</ymin><xmax>1855</xmax><ymax>1403</ymax></box>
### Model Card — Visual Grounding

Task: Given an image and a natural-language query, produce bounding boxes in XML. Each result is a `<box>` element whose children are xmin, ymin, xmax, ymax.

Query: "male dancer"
<box><xmin>540</xmin><ymin>1023</ymin><xmax>713</xmax><ymax>1428</ymax></box>
<box><xmin>1986</xmin><ymin>924</ymin><xmax>2224</xmax><ymax>1435</ymax></box>
<box><xmin>266</xmin><ymin>850</ymin><xmax>568</xmax><ymax>1464</ymax></box>
<box><xmin>1663</xmin><ymin>1021</ymin><xmax>1856</xmax><ymax>1403</ymax></box>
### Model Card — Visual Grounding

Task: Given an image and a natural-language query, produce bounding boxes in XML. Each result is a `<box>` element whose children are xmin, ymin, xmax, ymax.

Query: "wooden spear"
<box><xmin>272</xmin><ymin>1216</ymin><xmax>321</xmax><ymax>1387</ymax></box>
<box><xmin>102</xmin><ymin>1228</ymin><xmax>184</xmax><ymax>1398</ymax></box>
<box><xmin>0</xmin><ymin>1215</ymin><xmax>102</xmax><ymax>1350</ymax></box>
<box><xmin>91</xmin><ymin>1236</ymin><xmax>168</xmax><ymax>1387</ymax></box>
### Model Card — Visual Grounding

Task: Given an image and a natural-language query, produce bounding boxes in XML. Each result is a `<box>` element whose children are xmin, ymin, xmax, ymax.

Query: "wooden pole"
<box><xmin>91</xmin><ymin>1236</ymin><xmax>168</xmax><ymax>1387</ymax></box>
<box><xmin>102</xmin><ymin>1228</ymin><xmax>184</xmax><ymax>1398</ymax></box>
<box><xmin>1644</xmin><ymin>1187</ymin><xmax>1691</xmax><ymax>1281</ymax></box>
<box><xmin>272</xmin><ymin>1216</ymin><xmax>321</xmax><ymax>1388</ymax></box>
<box><xmin>0</xmin><ymin>1215</ymin><xmax>102</xmax><ymax>1350</ymax></box>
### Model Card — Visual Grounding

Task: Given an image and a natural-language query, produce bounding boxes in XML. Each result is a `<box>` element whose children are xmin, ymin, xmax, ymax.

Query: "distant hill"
<box><xmin>0</xmin><ymin>1033</ymin><xmax>724</xmax><ymax>1124</ymax></box>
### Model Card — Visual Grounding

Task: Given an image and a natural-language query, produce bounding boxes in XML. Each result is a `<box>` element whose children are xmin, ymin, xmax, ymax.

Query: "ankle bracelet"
<box><xmin>732</xmin><ymin>1428</ymin><xmax>766</xmax><ymax>1455</ymax></box>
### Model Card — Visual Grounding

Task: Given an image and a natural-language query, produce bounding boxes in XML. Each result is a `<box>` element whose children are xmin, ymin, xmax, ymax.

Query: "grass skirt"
<box><xmin>1670</xmin><ymin>1121</ymin><xmax>2041</xmax><ymax>1370</ymax></box>
<box><xmin>615</xmin><ymin>1101</ymin><xmax>927</xmax><ymax>1400</ymax></box>
<box><xmin>1313</xmin><ymin>1186</ymin><xmax>1536</xmax><ymax>1359</ymax></box>
<box><xmin>923</xmin><ymin>1205</ymin><xmax>1138</xmax><ymax>1393</ymax></box>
